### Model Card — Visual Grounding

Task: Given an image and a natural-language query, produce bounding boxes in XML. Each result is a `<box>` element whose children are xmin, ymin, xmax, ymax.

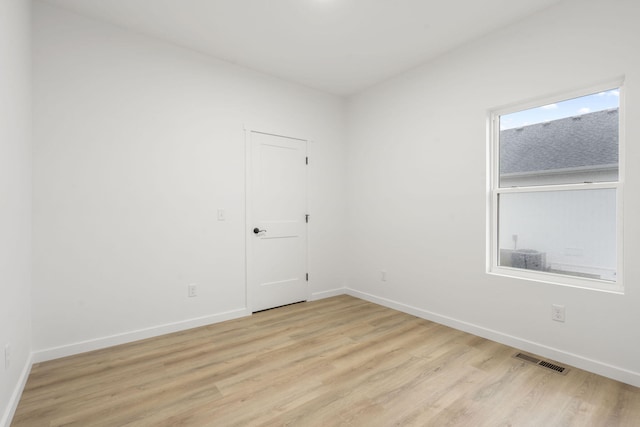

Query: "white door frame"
<box><xmin>244</xmin><ymin>126</ymin><xmax>310</xmax><ymax>312</ymax></box>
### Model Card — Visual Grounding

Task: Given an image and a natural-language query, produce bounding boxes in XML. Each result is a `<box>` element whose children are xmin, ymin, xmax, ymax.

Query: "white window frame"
<box><xmin>487</xmin><ymin>79</ymin><xmax>625</xmax><ymax>293</ymax></box>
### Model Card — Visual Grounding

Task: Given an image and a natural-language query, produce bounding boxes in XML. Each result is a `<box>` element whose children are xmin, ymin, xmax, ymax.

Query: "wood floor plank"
<box><xmin>11</xmin><ymin>295</ymin><xmax>640</xmax><ymax>426</ymax></box>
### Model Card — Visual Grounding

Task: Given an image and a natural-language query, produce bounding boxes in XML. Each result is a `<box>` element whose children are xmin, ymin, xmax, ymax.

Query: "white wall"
<box><xmin>32</xmin><ymin>2</ymin><xmax>347</xmax><ymax>359</ymax></box>
<box><xmin>346</xmin><ymin>0</ymin><xmax>640</xmax><ymax>386</ymax></box>
<box><xmin>0</xmin><ymin>0</ymin><xmax>32</xmax><ymax>424</ymax></box>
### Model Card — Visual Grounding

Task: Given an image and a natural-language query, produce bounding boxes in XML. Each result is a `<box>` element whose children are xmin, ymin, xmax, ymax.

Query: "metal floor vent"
<box><xmin>513</xmin><ymin>352</ymin><xmax>569</xmax><ymax>375</ymax></box>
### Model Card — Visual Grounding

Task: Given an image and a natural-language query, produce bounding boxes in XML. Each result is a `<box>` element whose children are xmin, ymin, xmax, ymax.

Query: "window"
<box><xmin>488</xmin><ymin>82</ymin><xmax>623</xmax><ymax>291</ymax></box>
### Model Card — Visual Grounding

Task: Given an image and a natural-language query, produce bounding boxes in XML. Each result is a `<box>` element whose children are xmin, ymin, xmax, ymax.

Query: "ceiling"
<box><xmin>41</xmin><ymin>0</ymin><xmax>562</xmax><ymax>96</ymax></box>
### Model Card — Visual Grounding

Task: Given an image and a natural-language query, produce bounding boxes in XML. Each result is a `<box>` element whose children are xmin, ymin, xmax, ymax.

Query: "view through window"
<box><xmin>491</xmin><ymin>86</ymin><xmax>622</xmax><ymax>288</ymax></box>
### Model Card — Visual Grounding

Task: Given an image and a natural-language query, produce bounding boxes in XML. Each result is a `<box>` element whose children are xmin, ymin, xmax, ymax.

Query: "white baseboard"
<box><xmin>309</xmin><ymin>287</ymin><xmax>347</xmax><ymax>301</ymax></box>
<box><xmin>1</xmin><ymin>352</ymin><xmax>33</xmax><ymax>427</ymax></box>
<box><xmin>32</xmin><ymin>308</ymin><xmax>251</xmax><ymax>363</ymax></box>
<box><xmin>345</xmin><ymin>288</ymin><xmax>640</xmax><ymax>388</ymax></box>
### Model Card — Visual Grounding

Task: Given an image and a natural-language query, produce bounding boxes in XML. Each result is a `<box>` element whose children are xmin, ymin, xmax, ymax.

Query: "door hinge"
<box><xmin>305</xmin><ymin>156</ymin><xmax>308</xmax><ymax>165</ymax></box>
<box><xmin>306</xmin><ymin>273</ymin><xmax>309</xmax><ymax>281</ymax></box>
<box><xmin>305</xmin><ymin>214</ymin><xmax>309</xmax><ymax>223</ymax></box>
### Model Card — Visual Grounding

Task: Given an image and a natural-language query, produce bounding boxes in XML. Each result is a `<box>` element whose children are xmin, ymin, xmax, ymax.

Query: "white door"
<box><xmin>247</xmin><ymin>131</ymin><xmax>308</xmax><ymax>312</ymax></box>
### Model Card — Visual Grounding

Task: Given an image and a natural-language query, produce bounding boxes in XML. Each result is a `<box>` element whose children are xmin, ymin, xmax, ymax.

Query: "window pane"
<box><xmin>499</xmin><ymin>90</ymin><xmax>619</xmax><ymax>187</ymax></box>
<box><xmin>498</xmin><ymin>189</ymin><xmax>616</xmax><ymax>281</ymax></box>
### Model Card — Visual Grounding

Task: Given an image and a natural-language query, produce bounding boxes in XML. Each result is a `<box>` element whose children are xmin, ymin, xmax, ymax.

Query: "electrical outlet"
<box><xmin>4</xmin><ymin>344</ymin><xmax>10</xmax><ymax>370</ymax></box>
<box><xmin>551</xmin><ymin>304</ymin><xmax>565</xmax><ymax>322</ymax></box>
<box><xmin>188</xmin><ymin>284</ymin><xmax>197</xmax><ymax>298</ymax></box>
<box><xmin>381</xmin><ymin>270</ymin><xmax>387</xmax><ymax>282</ymax></box>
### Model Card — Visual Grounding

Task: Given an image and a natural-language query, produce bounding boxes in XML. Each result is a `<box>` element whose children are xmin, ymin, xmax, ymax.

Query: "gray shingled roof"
<box><xmin>500</xmin><ymin>108</ymin><xmax>618</xmax><ymax>174</ymax></box>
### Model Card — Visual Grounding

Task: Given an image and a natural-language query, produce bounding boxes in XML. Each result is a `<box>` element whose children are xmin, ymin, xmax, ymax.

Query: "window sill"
<box><xmin>488</xmin><ymin>266</ymin><xmax>624</xmax><ymax>295</ymax></box>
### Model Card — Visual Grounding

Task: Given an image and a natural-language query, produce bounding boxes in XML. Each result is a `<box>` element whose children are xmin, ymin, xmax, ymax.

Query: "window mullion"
<box><xmin>497</xmin><ymin>181</ymin><xmax>618</xmax><ymax>195</ymax></box>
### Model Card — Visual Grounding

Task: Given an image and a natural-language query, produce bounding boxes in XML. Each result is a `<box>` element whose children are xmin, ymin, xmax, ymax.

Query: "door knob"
<box><xmin>253</xmin><ymin>228</ymin><xmax>266</xmax><ymax>234</ymax></box>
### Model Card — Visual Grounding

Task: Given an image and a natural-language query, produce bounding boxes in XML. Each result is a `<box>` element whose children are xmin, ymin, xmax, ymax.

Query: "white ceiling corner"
<box><xmin>40</xmin><ymin>0</ymin><xmax>563</xmax><ymax>96</ymax></box>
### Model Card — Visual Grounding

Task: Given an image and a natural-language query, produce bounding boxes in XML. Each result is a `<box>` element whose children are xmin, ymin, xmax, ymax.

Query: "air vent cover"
<box><xmin>513</xmin><ymin>352</ymin><xmax>569</xmax><ymax>375</ymax></box>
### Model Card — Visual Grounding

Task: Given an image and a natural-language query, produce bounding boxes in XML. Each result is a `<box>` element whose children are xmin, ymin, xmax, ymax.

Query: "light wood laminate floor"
<box><xmin>12</xmin><ymin>295</ymin><xmax>640</xmax><ymax>426</ymax></box>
